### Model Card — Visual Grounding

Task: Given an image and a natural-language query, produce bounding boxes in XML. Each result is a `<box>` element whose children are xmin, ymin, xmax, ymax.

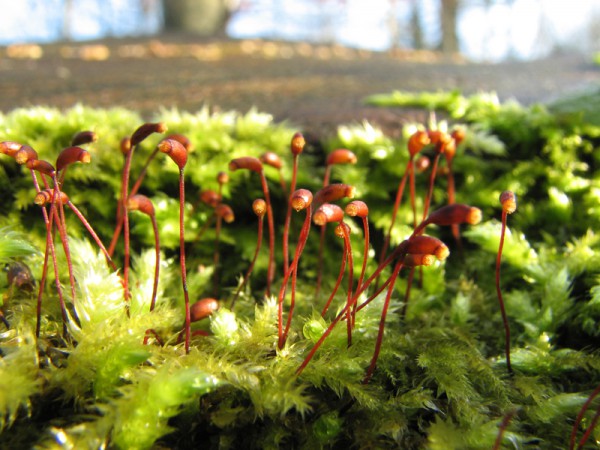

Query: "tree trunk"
<box><xmin>440</xmin><ymin>0</ymin><xmax>459</xmax><ymax>54</ymax></box>
<box><xmin>410</xmin><ymin>2</ymin><xmax>423</xmax><ymax>50</ymax></box>
<box><xmin>162</xmin><ymin>0</ymin><xmax>231</xmax><ymax>36</ymax></box>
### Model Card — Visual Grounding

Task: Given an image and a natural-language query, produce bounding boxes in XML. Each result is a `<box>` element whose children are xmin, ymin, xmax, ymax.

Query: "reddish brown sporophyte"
<box><xmin>190</xmin><ymin>297</ymin><xmax>220</xmax><ymax>322</ymax></box>
<box><xmin>403</xmin><ymin>253</ymin><xmax>436</xmax><ymax>267</ymax></box>
<box><xmin>229</xmin><ymin>156</ymin><xmax>263</xmax><ymax>173</ymax></box>
<box><xmin>15</xmin><ymin>145</ymin><xmax>38</xmax><ymax>165</ymax></box>
<box><xmin>313</xmin><ymin>183</ymin><xmax>356</xmax><ymax>206</ymax></box>
<box><xmin>313</xmin><ymin>203</ymin><xmax>344</xmax><ymax>226</ymax></box>
<box><xmin>56</xmin><ymin>146</ymin><xmax>91</xmax><ymax>172</ymax></box>
<box><xmin>215</xmin><ymin>203</ymin><xmax>235</xmax><ymax>224</ymax></box>
<box><xmin>34</xmin><ymin>189</ymin><xmax>68</xmax><ymax>206</ymax></box>
<box><xmin>407</xmin><ymin>129</ymin><xmax>431</xmax><ymax>157</ymax></box>
<box><xmin>174</xmin><ymin>298</ymin><xmax>220</xmax><ymax>343</ymax></box>
<box><xmin>415</xmin><ymin>155</ymin><xmax>430</xmax><ymax>173</ymax></box>
<box><xmin>260</xmin><ymin>151</ymin><xmax>287</xmax><ymax>194</ymax></box>
<box><xmin>130</xmin><ymin>122</ymin><xmax>167</xmax><ymax>147</ymax></box>
<box><xmin>70</xmin><ymin>130</ymin><xmax>98</xmax><ymax>147</ymax></box>
<box><xmin>166</xmin><ymin>133</ymin><xmax>194</xmax><ymax>151</ymax></box>
<box><xmin>56</xmin><ymin>146</ymin><xmax>92</xmax><ymax>195</ymax></box>
<box><xmin>252</xmin><ymin>198</ymin><xmax>267</xmax><ymax>217</ymax></box>
<box><xmin>26</xmin><ymin>159</ymin><xmax>56</xmax><ymax>178</ymax></box>
<box><xmin>0</xmin><ymin>141</ymin><xmax>23</xmax><ymax>158</ymax></box>
<box><xmin>158</xmin><ymin>138</ymin><xmax>187</xmax><ymax>169</ymax></box>
<box><xmin>120</xmin><ymin>137</ymin><xmax>132</xmax><ymax>155</ymax></box>
<box><xmin>216</xmin><ymin>171</ymin><xmax>229</xmax><ymax>188</ymax></box>
<box><xmin>451</xmin><ymin>127</ymin><xmax>466</xmax><ymax>146</ymax></box>
<box><xmin>291</xmin><ymin>189</ymin><xmax>313</xmax><ymax>211</ymax></box>
<box><xmin>259</xmin><ymin>151</ymin><xmax>283</xmax><ymax>169</ymax></box>
<box><xmin>323</xmin><ymin>148</ymin><xmax>357</xmax><ymax>186</ymax></box>
<box><xmin>500</xmin><ymin>190</ymin><xmax>517</xmax><ymax>214</ymax></box>
<box><xmin>401</xmin><ymin>235</ymin><xmax>450</xmax><ymax>261</ymax></box>
<box><xmin>290</xmin><ymin>131</ymin><xmax>305</xmax><ymax>156</ymax></box>
<box><xmin>413</xmin><ymin>203</ymin><xmax>482</xmax><ymax>236</ymax></box>
<box><xmin>199</xmin><ymin>189</ymin><xmax>221</xmax><ymax>208</ymax></box>
<box><xmin>326</xmin><ymin>148</ymin><xmax>357</xmax><ymax>166</ymax></box>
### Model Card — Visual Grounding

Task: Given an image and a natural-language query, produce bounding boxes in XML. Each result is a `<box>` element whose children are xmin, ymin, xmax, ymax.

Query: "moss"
<box><xmin>0</xmin><ymin>95</ymin><xmax>599</xmax><ymax>448</ymax></box>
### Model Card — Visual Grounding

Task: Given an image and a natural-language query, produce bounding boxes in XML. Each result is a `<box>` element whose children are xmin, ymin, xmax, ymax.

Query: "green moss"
<box><xmin>0</xmin><ymin>94</ymin><xmax>599</xmax><ymax>448</ymax></box>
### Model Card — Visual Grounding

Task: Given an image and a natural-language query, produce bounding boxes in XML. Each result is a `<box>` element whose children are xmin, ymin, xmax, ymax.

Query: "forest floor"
<box><xmin>1</xmin><ymin>33</ymin><xmax>599</xmax><ymax>139</ymax></box>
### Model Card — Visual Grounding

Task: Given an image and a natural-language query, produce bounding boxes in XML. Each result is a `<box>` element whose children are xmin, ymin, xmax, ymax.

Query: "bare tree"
<box><xmin>410</xmin><ymin>1</ymin><xmax>423</xmax><ymax>50</ymax></box>
<box><xmin>162</xmin><ymin>0</ymin><xmax>237</xmax><ymax>36</ymax></box>
<box><xmin>440</xmin><ymin>0</ymin><xmax>459</xmax><ymax>54</ymax></box>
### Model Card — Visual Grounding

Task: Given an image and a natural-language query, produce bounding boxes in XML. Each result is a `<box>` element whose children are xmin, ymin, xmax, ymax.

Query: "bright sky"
<box><xmin>227</xmin><ymin>0</ymin><xmax>600</xmax><ymax>61</ymax></box>
<box><xmin>0</xmin><ymin>0</ymin><xmax>598</xmax><ymax>62</ymax></box>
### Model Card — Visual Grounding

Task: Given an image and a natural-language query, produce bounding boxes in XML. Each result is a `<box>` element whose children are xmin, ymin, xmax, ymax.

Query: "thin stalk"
<box><xmin>378</xmin><ymin>166</ymin><xmax>409</xmax><ymax>278</ymax></box>
<box><xmin>231</xmin><ymin>200</ymin><xmax>265</xmax><ymax>309</ymax></box>
<box><xmin>148</xmin><ymin>213</ymin><xmax>160</xmax><ymax>311</ymax></box>
<box><xmin>279</xmin><ymin>205</ymin><xmax>312</xmax><ymax>348</ymax></box>
<box><xmin>353</xmin><ymin>216</ymin><xmax>369</xmax><ymax>327</ymax></box>
<box><xmin>401</xmin><ymin>266</ymin><xmax>415</xmax><ymax>317</ymax></box>
<box><xmin>492</xmin><ymin>410</ymin><xmax>517</xmax><ymax>450</ymax></box>
<box><xmin>107</xmin><ymin>146</ymin><xmax>159</xmax><ymax>259</ymax></box>
<box><xmin>127</xmin><ymin>194</ymin><xmax>159</xmax><ymax>311</ymax></box>
<box><xmin>297</xmin><ymin>245</ymin><xmax>403</xmax><ymax>377</ymax></box>
<box><xmin>178</xmin><ymin>168</ymin><xmax>192</xmax><ymax>354</ymax></box>
<box><xmin>496</xmin><ymin>191</ymin><xmax>517</xmax><ymax>376</ymax></box>
<box><xmin>421</xmin><ymin>150</ymin><xmax>442</xmax><ymax>222</ymax></box>
<box><xmin>576</xmin><ymin>403</ymin><xmax>600</xmax><ymax>450</ymax></box>
<box><xmin>408</xmin><ymin>159</ymin><xmax>417</xmax><ymax>228</ymax></box>
<box><xmin>283</xmin><ymin>153</ymin><xmax>299</xmax><ymax>274</ymax></box>
<box><xmin>496</xmin><ymin>208</ymin><xmax>512</xmax><ymax>374</ymax></box>
<box><xmin>27</xmin><ymin>170</ymin><xmax>60</xmax><ymax>338</ymax></box>
<box><xmin>362</xmin><ymin>258</ymin><xmax>404</xmax><ymax>384</ymax></box>
<box><xmin>320</xmin><ymin>238</ymin><xmax>347</xmax><ymax>317</ymax></box>
<box><xmin>51</xmin><ymin>174</ymin><xmax>77</xmax><ymax>310</ymax></box>
<box><xmin>259</xmin><ymin>172</ymin><xmax>276</xmax><ymax>296</ymax></box>
<box><xmin>570</xmin><ymin>384</ymin><xmax>600</xmax><ymax>450</ymax></box>
<box><xmin>193</xmin><ymin>212</ymin><xmax>215</xmax><ymax>244</ymax></box>
<box><xmin>213</xmin><ymin>214</ymin><xmax>223</xmax><ymax>297</ymax></box>
<box><xmin>66</xmin><ymin>201</ymin><xmax>117</xmax><ymax>271</ymax></box>
<box><xmin>339</xmin><ymin>225</ymin><xmax>354</xmax><ymax>347</ymax></box>
<box><xmin>121</xmin><ymin>145</ymin><xmax>135</xmax><ymax>304</ymax></box>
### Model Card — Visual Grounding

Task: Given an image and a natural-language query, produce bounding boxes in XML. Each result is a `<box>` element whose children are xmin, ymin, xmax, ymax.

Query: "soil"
<box><xmin>1</xmin><ymin>33</ymin><xmax>599</xmax><ymax>138</ymax></box>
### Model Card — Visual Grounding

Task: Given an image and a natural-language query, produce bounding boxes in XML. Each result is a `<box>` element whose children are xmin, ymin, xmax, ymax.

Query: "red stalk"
<box><xmin>496</xmin><ymin>190</ymin><xmax>517</xmax><ymax>375</ymax></box>
<box><xmin>127</xmin><ymin>194</ymin><xmax>159</xmax><ymax>311</ymax></box>
<box><xmin>231</xmin><ymin>199</ymin><xmax>266</xmax><ymax>309</ymax></box>
<box><xmin>279</xmin><ymin>189</ymin><xmax>313</xmax><ymax>349</ymax></box>
<box><xmin>570</xmin><ymin>384</ymin><xmax>600</xmax><ymax>450</ymax></box>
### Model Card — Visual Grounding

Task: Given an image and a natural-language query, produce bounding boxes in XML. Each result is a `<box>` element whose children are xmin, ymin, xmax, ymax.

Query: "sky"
<box><xmin>0</xmin><ymin>0</ymin><xmax>598</xmax><ymax>62</ymax></box>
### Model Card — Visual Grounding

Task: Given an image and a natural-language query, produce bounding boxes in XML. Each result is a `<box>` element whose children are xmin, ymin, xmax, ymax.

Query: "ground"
<box><xmin>1</xmin><ymin>33</ymin><xmax>599</xmax><ymax>138</ymax></box>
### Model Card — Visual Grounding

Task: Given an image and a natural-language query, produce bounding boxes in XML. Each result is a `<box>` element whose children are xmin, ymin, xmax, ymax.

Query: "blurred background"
<box><xmin>0</xmin><ymin>0</ymin><xmax>599</xmax><ymax>63</ymax></box>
